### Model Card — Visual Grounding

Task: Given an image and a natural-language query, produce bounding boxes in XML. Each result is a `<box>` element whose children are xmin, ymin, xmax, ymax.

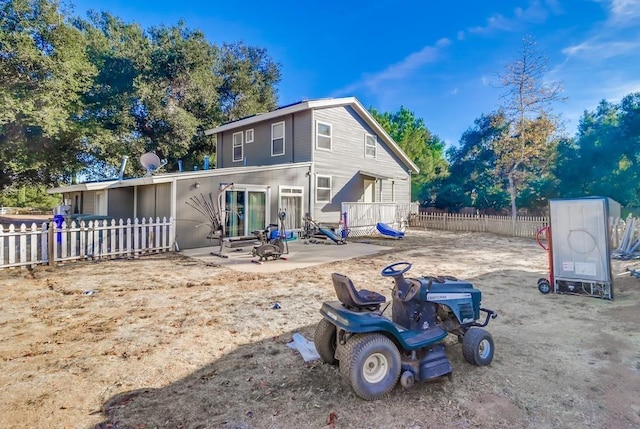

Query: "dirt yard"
<box><xmin>1</xmin><ymin>229</ymin><xmax>639</xmax><ymax>429</ymax></box>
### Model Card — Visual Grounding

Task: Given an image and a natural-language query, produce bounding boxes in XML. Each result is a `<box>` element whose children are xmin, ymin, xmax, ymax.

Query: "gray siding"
<box><xmin>311</xmin><ymin>106</ymin><xmax>412</xmax><ymax>223</ymax></box>
<box><xmin>83</xmin><ymin>191</ymin><xmax>96</xmax><ymax>214</ymax></box>
<box><xmin>217</xmin><ymin>111</ymin><xmax>312</xmax><ymax>168</ymax></box>
<box><xmin>108</xmin><ymin>187</ymin><xmax>135</xmax><ymax>221</ymax></box>
<box><xmin>174</xmin><ymin>165</ymin><xmax>310</xmax><ymax>249</ymax></box>
<box><xmin>292</xmin><ymin>110</ymin><xmax>312</xmax><ymax>162</ymax></box>
<box><xmin>137</xmin><ymin>184</ymin><xmax>171</xmax><ymax>220</ymax></box>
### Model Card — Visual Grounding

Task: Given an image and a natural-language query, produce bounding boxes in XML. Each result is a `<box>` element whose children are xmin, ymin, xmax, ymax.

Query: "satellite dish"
<box><xmin>140</xmin><ymin>152</ymin><xmax>167</xmax><ymax>176</ymax></box>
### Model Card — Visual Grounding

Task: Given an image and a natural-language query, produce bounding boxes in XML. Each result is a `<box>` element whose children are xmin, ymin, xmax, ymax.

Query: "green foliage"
<box><xmin>554</xmin><ymin>95</ymin><xmax>640</xmax><ymax>207</ymax></box>
<box><xmin>0</xmin><ymin>0</ymin><xmax>96</xmax><ymax>189</ymax></box>
<box><xmin>369</xmin><ymin>106</ymin><xmax>448</xmax><ymax>202</ymax></box>
<box><xmin>1</xmin><ymin>0</ymin><xmax>282</xmax><ymax>188</ymax></box>
<box><xmin>74</xmin><ymin>13</ymin><xmax>280</xmax><ymax>177</ymax></box>
<box><xmin>217</xmin><ymin>42</ymin><xmax>281</xmax><ymax>122</ymax></box>
<box><xmin>442</xmin><ymin>112</ymin><xmax>510</xmax><ymax>212</ymax></box>
<box><xmin>433</xmin><ymin>183</ymin><xmax>471</xmax><ymax>211</ymax></box>
<box><xmin>0</xmin><ymin>185</ymin><xmax>59</xmax><ymax>209</ymax></box>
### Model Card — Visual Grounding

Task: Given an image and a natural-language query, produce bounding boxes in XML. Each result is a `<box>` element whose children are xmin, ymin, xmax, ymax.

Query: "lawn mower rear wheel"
<box><xmin>341</xmin><ymin>333</ymin><xmax>401</xmax><ymax>400</ymax></box>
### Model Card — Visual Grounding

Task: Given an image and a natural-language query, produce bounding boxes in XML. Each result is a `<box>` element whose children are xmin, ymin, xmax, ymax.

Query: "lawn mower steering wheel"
<box><xmin>381</xmin><ymin>261</ymin><xmax>412</xmax><ymax>277</ymax></box>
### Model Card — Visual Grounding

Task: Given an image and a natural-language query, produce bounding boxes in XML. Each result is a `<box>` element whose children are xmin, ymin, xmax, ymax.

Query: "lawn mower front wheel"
<box><xmin>314</xmin><ymin>319</ymin><xmax>338</xmax><ymax>365</ymax></box>
<box><xmin>462</xmin><ymin>328</ymin><xmax>494</xmax><ymax>366</ymax></box>
<box><xmin>340</xmin><ymin>333</ymin><xmax>401</xmax><ymax>400</ymax></box>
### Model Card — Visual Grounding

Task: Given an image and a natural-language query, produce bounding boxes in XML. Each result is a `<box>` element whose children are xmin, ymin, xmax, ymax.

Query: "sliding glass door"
<box><xmin>247</xmin><ymin>191</ymin><xmax>266</xmax><ymax>233</ymax></box>
<box><xmin>225</xmin><ymin>190</ymin><xmax>245</xmax><ymax>237</ymax></box>
<box><xmin>225</xmin><ymin>188</ymin><xmax>267</xmax><ymax>237</ymax></box>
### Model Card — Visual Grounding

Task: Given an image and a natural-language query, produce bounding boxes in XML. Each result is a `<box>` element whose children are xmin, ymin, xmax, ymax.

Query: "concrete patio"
<box><xmin>182</xmin><ymin>238</ymin><xmax>392</xmax><ymax>273</ymax></box>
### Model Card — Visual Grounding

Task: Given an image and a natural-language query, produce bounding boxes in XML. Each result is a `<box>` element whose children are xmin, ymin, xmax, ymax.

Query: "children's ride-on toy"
<box><xmin>314</xmin><ymin>261</ymin><xmax>497</xmax><ymax>400</ymax></box>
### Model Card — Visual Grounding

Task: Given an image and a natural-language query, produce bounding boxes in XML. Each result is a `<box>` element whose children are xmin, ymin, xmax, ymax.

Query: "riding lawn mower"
<box><xmin>314</xmin><ymin>261</ymin><xmax>497</xmax><ymax>400</ymax></box>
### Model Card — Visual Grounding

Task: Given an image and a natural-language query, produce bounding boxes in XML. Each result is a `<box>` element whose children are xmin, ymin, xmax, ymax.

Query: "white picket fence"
<box><xmin>0</xmin><ymin>217</ymin><xmax>174</xmax><ymax>269</ymax></box>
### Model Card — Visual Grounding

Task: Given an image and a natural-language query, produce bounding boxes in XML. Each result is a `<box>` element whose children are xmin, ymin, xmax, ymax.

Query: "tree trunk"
<box><xmin>508</xmin><ymin>173</ymin><xmax>517</xmax><ymax>235</ymax></box>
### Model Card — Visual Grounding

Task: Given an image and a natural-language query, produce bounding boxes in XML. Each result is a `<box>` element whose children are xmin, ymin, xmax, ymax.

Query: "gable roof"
<box><xmin>204</xmin><ymin>97</ymin><xmax>419</xmax><ymax>174</ymax></box>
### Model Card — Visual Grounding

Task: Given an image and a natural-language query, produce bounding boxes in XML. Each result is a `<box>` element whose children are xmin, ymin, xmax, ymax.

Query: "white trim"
<box><xmin>203</xmin><ymin>97</ymin><xmax>419</xmax><ymax>174</ymax></box>
<box><xmin>232</xmin><ymin>131</ymin><xmax>243</xmax><ymax>162</ymax></box>
<box><xmin>271</xmin><ymin>121</ymin><xmax>285</xmax><ymax>157</ymax></box>
<box><xmin>364</xmin><ymin>133</ymin><xmax>377</xmax><ymax>158</ymax></box>
<box><xmin>315</xmin><ymin>121</ymin><xmax>332</xmax><ymax>151</ymax></box>
<box><xmin>315</xmin><ymin>174</ymin><xmax>331</xmax><ymax>203</ymax></box>
<box><xmin>279</xmin><ymin>185</ymin><xmax>304</xmax><ymax>195</ymax></box>
<box><xmin>47</xmin><ymin>162</ymin><xmax>313</xmax><ymax>194</ymax></box>
<box><xmin>245</xmin><ymin>129</ymin><xmax>254</xmax><ymax>143</ymax></box>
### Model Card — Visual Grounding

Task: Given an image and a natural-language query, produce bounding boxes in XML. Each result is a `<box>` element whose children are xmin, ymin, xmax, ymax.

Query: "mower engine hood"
<box><xmin>418</xmin><ymin>277</ymin><xmax>482</xmax><ymax>324</ymax></box>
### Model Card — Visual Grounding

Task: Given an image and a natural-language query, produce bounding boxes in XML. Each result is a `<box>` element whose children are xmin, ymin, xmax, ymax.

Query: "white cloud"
<box><xmin>468</xmin><ymin>0</ymin><xmax>549</xmax><ymax>34</ymax></box>
<box><xmin>562</xmin><ymin>39</ymin><xmax>640</xmax><ymax>59</ymax></box>
<box><xmin>608</xmin><ymin>0</ymin><xmax>640</xmax><ymax>24</ymax></box>
<box><xmin>330</xmin><ymin>41</ymin><xmax>446</xmax><ymax>96</ymax></box>
<box><xmin>468</xmin><ymin>14</ymin><xmax>515</xmax><ymax>34</ymax></box>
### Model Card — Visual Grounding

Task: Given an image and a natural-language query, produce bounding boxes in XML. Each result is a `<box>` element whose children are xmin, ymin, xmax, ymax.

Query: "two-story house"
<box><xmin>47</xmin><ymin>97</ymin><xmax>418</xmax><ymax>250</ymax></box>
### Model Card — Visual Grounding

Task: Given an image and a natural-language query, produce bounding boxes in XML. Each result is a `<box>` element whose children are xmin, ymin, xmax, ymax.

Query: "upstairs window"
<box><xmin>365</xmin><ymin>133</ymin><xmax>377</xmax><ymax>158</ymax></box>
<box><xmin>316</xmin><ymin>122</ymin><xmax>332</xmax><ymax>150</ymax></box>
<box><xmin>271</xmin><ymin>122</ymin><xmax>285</xmax><ymax>156</ymax></box>
<box><xmin>246</xmin><ymin>129</ymin><xmax>254</xmax><ymax>143</ymax></box>
<box><xmin>232</xmin><ymin>131</ymin><xmax>243</xmax><ymax>162</ymax></box>
<box><xmin>316</xmin><ymin>175</ymin><xmax>331</xmax><ymax>202</ymax></box>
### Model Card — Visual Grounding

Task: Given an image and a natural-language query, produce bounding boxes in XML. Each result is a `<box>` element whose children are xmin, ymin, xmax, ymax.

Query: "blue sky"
<box><xmin>69</xmin><ymin>0</ymin><xmax>640</xmax><ymax>146</ymax></box>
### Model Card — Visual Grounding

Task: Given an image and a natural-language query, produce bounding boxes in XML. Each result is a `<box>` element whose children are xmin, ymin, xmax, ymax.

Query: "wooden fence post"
<box><xmin>48</xmin><ymin>221</ymin><xmax>54</xmax><ymax>267</ymax></box>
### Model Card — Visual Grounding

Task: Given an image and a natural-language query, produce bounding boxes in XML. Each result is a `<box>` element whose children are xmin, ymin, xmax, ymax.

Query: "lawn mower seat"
<box><xmin>331</xmin><ymin>273</ymin><xmax>386</xmax><ymax>310</ymax></box>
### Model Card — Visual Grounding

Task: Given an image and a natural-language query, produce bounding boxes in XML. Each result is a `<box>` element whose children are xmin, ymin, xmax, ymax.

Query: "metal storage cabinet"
<box><xmin>549</xmin><ymin>197</ymin><xmax>615</xmax><ymax>299</ymax></box>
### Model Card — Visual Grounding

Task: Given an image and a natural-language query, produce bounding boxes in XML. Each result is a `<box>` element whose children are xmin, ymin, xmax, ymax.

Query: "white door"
<box><xmin>364</xmin><ymin>179</ymin><xmax>375</xmax><ymax>203</ymax></box>
<box><xmin>279</xmin><ymin>186</ymin><xmax>304</xmax><ymax>229</ymax></box>
<box><xmin>95</xmin><ymin>191</ymin><xmax>107</xmax><ymax>215</ymax></box>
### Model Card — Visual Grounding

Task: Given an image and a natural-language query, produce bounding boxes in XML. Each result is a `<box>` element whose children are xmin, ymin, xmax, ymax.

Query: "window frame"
<box><xmin>316</xmin><ymin>121</ymin><xmax>332</xmax><ymax>151</ymax></box>
<box><xmin>271</xmin><ymin>121</ymin><xmax>285</xmax><ymax>156</ymax></box>
<box><xmin>364</xmin><ymin>133</ymin><xmax>377</xmax><ymax>158</ymax></box>
<box><xmin>232</xmin><ymin>131</ymin><xmax>244</xmax><ymax>162</ymax></box>
<box><xmin>315</xmin><ymin>175</ymin><xmax>332</xmax><ymax>203</ymax></box>
<box><xmin>245</xmin><ymin>129</ymin><xmax>254</xmax><ymax>143</ymax></box>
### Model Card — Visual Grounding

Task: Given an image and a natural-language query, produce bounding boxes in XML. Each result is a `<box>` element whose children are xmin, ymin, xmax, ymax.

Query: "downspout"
<box><xmin>308</xmin><ymin>165</ymin><xmax>313</xmax><ymax>219</ymax></box>
<box><xmin>309</xmin><ymin>109</ymin><xmax>315</xmax><ymax>219</ymax></box>
<box><xmin>170</xmin><ymin>178</ymin><xmax>177</xmax><ymax>250</ymax></box>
